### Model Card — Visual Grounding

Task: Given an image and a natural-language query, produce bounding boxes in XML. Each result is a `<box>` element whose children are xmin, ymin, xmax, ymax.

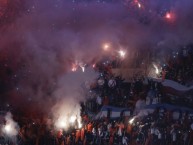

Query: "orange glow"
<box><xmin>71</xmin><ymin>64</ymin><xmax>77</xmax><ymax>72</ymax></box>
<box><xmin>103</xmin><ymin>43</ymin><xmax>110</xmax><ymax>51</ymax></box>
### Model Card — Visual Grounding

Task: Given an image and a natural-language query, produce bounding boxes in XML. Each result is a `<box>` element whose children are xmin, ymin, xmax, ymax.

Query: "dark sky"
<box><xmin>0</xmin><ymin>0</ymin><xmax>193</xmax><ymax>115</ymax></box>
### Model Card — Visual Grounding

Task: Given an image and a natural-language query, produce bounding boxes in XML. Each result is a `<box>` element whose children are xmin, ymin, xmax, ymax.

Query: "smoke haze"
<box><xmin>0</xmin><ymin>0</ymin><xmax>193</xmax><ymax>115</ymax></box>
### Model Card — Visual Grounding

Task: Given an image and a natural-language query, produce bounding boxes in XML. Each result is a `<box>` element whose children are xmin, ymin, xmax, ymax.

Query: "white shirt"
<box><xmin>170</xmin><ymin>129</ymin><xmax>176</xmax><ymax>142</ymax></box>
<box><xmin>92</xmin><ymin>128</ymin><xmax>96</xmax><ymax>136</ymax></box>
<box><xmin>96</xmin><ymin>96</ymin><xmax>102</xmax><ymax>105</ymax></box>
<box><xmin>172</xmin><ymin>132</ymin><xmax>176</xmax><ymax>142</ymax></box>
<box><xmin>118</xmin><ymin>127</ymin><xmax>122</xmax><ymax>136</ymax></box>
<box><xmin>122</xmin><ymin>136</ymin><xmax>128</xmax><ymax>145</ymax></box>
<box><xmin>158</xmin><ymin>132</ymin><xmax>162</xmax><ymax>139</ymax></box>
<box><xmin>150</xmin><ymin>128</ymin><xmax>155</xmax><ymax>134</ymax></box>
<box><xmin>154</xmin><ymin>129</ymin><xmax>159</xmax><ymax>136</ymax></box>
<box><xmin>107</xmin><ymin>123</ymin><xmax>112</xmax><ymax>132</ymax></box>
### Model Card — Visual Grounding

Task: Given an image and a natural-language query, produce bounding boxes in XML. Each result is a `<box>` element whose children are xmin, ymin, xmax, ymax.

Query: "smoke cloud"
<box><xmin>0</xmin><ymin>0</ymin><xmax>193</xmax><ymax>115</ymax></box>
<box><xmin>1</xmin><ymin>112</ymin><xmax>19</xmax><ymax>142</ymax></box>
<box><xmin>52</xmin><ymin>67</ymin><xmax>97</xmax><ymax>129</ymax></box>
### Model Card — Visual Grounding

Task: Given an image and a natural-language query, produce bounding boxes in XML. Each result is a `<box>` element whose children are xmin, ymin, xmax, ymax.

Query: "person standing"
<box><xmin>56</xmin><ymin>130</ymin><xmax>64</xmax><ymax>145</ymax></box>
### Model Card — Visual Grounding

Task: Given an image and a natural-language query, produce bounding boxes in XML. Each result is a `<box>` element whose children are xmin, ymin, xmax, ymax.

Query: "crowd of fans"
<box><xmin>84</xmin><ymin>46</ymin><xmax>193</xmax><ymax>113</ymax></box>
<box><xmin>160</xmin><ymin>46</ymin><xmax>193</xmax><ymax>85</ymax></box>
<box><xmin>85</xmin><ymin>68</ymin><xmax>164</xmax><ymax>114</ymax></box>
<box><xmin>1</xmin><ymin>46</ymin><xmax>193</xmax><ymax>145</ymax></box>
<box><xmin>1</xmin><ymin>103</ymin><xmax>192</xmax><ymax>145</ymax></box>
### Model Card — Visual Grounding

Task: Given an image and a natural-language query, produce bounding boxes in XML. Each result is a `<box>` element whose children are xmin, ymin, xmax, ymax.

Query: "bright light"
<box><xmin>58</xmin><ymin>120</ymin><xmax>67</xmax><ymax>128</ymax></box>
<box><xmin>4</xmin><ymin>124</ymin><xmax>12</xmax><ymax>133</ymax></box>
<box><xmin>104</xmin><ymin>44</ymin><xmax>109</xmax><ymax>49</ymax></box>
<box><xmin>138</xmin><ymin>3</ymin><xmax>141</xmax><ymax>8</ymax></box>
<box><xmin>72</xmin><ymin>67</ymin><xmax>77</xmax><ymax>72</ymax></box>
<box><xmin>53</xmin><ymin>104</ymin><xmax>82</xmax><ymax>131</ymax></box>
<box><xmin>129</xmin><ymin>117</ymin><xmax>135</xmax><ymax>124</ymax></box>
<box><xmin>78</xmin><ymin>62</ymin><xmax>86</xmax><ymax>72</ymax></box>
<box><xmin>165</xmin><ymin>12</ymin><xmax>176</xmax><ymax>22</ymax></box>
<box><xmin>69</xmin><ymin>116</ymin><xmax>76</xmax><ymax>123</ymax></box>
<box><xmin>153</xmin><ymin>64</ymin><xmax>159</xmax><ymax>74</ymax></box>
<box><xmin>2</xmin><ymin>112</ymin><xmax>19</xmax><ymax>137</ymax></box>
<box><xmin>118</xmin><ymin>50</ymin><xmax>126</xmax><ymax>58</ymax></box>
<box><xmin>56</xmin><ymin>117</ymin><xmax>67</xmax><ymax>129</ymax></box>
<box><xmin>78</xmin><ymin>119</ymin><xmax>82</xmax><ymax>129</ymax></box>
<box><xmin>78</xmin><ymin>123</ymin><xmax>82</xmax><ymax>129</ymax></box>
<box><xmin>165</xmin><ymin>12</ymin><xmax>171</xmax><ymax>19</ymax></box>
<box><xmin>81</xmin><ymin>66</ymin><xmax>85</xmax><ymax>72</ymax></box>
<box><xmin>71</xmin><ymin>64</ymin><xmax>77</xmax><ymax>72</ymax></box>
<box><xmin>60</xmin><ymin>121</ymin><xmax>67</xmax><ymax>128</ymax></box>
<box><xmin>103</xmin><ymin>43</ymin><xmax>110</xmax><ymax>51</ymax></box>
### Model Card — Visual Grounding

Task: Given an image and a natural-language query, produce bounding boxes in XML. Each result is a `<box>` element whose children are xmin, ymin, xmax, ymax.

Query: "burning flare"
<box><xmin>129</xmin><ymin>117</ymin><xmax>135</xmax><ymax>124</ymax></box>
<box><xmin>2</xmin><ymin>112</ymin><xmax>19</xmax><ymax>137</ymax></box>
<box><xmin>118</xmin><ymin>50</ymin><xmax>126</xmax><ymax>58</ymax></box>
<box><xmin>153</xmin><ymin>63</ymin><xmax>159</xmax><ymax>74</ymax></box>
<box><xmin>103</xmin><ymin>43</ymin><xmax>110</xmax><ymax>51</ymax></box>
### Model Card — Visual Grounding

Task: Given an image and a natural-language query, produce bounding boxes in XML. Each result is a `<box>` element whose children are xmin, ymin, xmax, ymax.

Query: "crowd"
<box><xmin>1</xmin><ymin>104</ymin><xmax>193</xmax><ymax>145</ymax></box>
<box><xmin>1</xmin><ymin>46</ymin><xmax>193</xmax><ymax>145</ymax></box>
<box><xmin>84</xmin><ymin>46</ymin><xmax>193</xmax><ymax>114</ymax></box>
<box><xmin>160</xmin><ymin>46</ymin><xmax>193</xmax><ymax>85</ymax></box>
<box><xmin>85</xmin><ymin>68</ymin><xmax>164</xmax><ymax>114</ymax></box>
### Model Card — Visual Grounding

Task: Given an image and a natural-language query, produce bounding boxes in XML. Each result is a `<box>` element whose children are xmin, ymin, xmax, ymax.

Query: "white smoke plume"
<box><xmin>51</xmin><ymin>67</ymin><xmax>98</xmax><ymax>130</ymax></box>
<box><xmin>1</xmin><ymin>112</ymin><xmax>19</xmax><ymax>142</ymax></box>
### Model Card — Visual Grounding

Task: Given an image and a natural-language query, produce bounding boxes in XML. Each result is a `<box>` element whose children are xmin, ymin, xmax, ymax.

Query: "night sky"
<box><xmin>0</xmin><ymin>0</ymin><xmax>193</xmax><ymax>115</ymax></box>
